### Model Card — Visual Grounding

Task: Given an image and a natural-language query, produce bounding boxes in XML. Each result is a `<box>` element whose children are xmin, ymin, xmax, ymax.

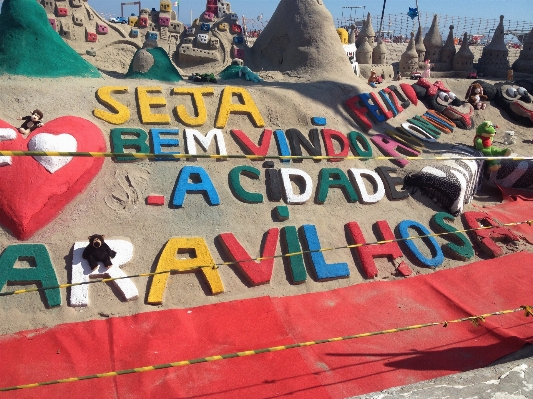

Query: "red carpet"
<box><xmin>475</xmin><ymin>193</ymin><xmax>533</xmax><ymax>244</ymax></box>
<box><xmin>1</xmin><ymin>252</ymin><xmax>533</xmax><ymax>398</ymax></box>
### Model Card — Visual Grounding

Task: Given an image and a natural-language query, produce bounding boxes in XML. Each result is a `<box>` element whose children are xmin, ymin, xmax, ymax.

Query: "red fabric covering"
<box><xmin>475</xmin><ymin>194</ymin><xmax>533</xmax><ymax>244</ymax></box>
<box><xmin>1</xmin><ymin>253</ymin><xmax>533</xmax><ymax>398</ymax></box>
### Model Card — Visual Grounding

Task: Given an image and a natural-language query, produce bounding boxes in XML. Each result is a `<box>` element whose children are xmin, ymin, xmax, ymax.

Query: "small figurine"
<box><xmin>422</xmin><ymin>59</ymin><xmax>431</xmax><ymax>78</ymax></box>
<box><xmin>17</xmin><ymin>109</ymin><xmax>43</xmax><ymax>135</ymax></box>
<box><xmin>465</xmin><ymin>82</ymin><xmax>488</xmax><ymax>110</ymax></box>
<box><xmin>467</xmin><ymin>70</ymin><xmax>478</xmax><ymax>79</ymax></box>
<box><xmin>394</xmin><ymin>71</ymin><xmax>402</xmax><ymax>81</ymax></box>
<box><xmin>507</xmin><ymin>69</ymin><xmax>514</xmax><ymax>82</ymax></box>
<box><xmin>239</xmin><ymin>66</ymin><xmax>263</xmax><ymax>83</ymax></box>
<box><xmin>502</xmin><ymin>131</ymin><xmax>516</xmax><ymax>145</ymax></box>
<box><xmin>367</xmin><ymin>69</ymin><xmax>382</xmax><ymax>88</ymax></box>
<box><xmin>410</xmin><ymin>69</ymin><xmax>422</xmax><ymax>80</ymax></box>
<box><xmin>473</xmin><ymin>121</ymin><xmax>511</xmax><ymax>172</ymax></box>
<box><xmin>82</xmin><ymin>234</ymin><xmax>117</xmax><ymax>271</ymax></box>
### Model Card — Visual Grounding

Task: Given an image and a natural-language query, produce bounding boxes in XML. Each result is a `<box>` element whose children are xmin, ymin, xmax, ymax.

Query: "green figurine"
<box><xmin>473</xmin><ymin>121</ymin><xmax>511</xmax><ymax>172</ymax></box>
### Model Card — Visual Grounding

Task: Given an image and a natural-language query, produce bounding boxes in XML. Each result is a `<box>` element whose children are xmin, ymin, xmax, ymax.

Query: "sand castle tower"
<box><xmin>453</xmin><ymin>32</ymin><xmax>475</xmax><ymax>71</ymax></box>
<box><xmin>356</xmin><ymin>37</ymin><xmax>372</xmax><ymax>64</ymax></box>
<box><xmin>400</xmin><ymin>32</ymin><xmax>419</xmax><ymax>73</ymax></box>
<box><xmin>372</xmin><ymin>37</ymin><xmax>387</xmax><ymax>64</ymax></box>
<box><xmin>361</xmin><ymin>13</ymin><xmax>375</xmax><ymax>45</ymax></box>
<box><xmin>349</xmin><ymin>25</ymin><xmax>357</xmax><ymax>44</ymax></box>
<box><xmin>423</xmin><ymin>15</ymin><xmax>443</xmax><ymax>62</ymax></box>
<box><xmin>355</xmin><ymin>19</ymin><xmax>366</xmax><ymax>47</ymax></box>
<box><xmin>477</xmin><ymin>15</ymin><xmax>509</xmax><ymax>76</ymax></box>
<box><xmin>415</xmin><ymin>25</ymin><xmax>426</xmax><ymax>67</ymax></box>
<box><xmin>356</xmin><ymin>13</ymin><xmax>375</xmax><ymax>47</ymax></box>
<box><xmin>440</xmin><ymin>25</ymin><xmax>457</xmax><ymax>70</ymax></box>
<box><xmin>513</xmin><ymin>26</ymin><xmax>533</xmax><ymax>73</ymax></box>
<box><xmin>248</xmin><ymin>0</ymin><xmax>354</xmax><ymax>78</ymax></box>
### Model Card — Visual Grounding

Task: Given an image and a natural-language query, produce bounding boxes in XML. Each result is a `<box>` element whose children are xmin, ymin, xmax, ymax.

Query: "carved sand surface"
<box><xmin>0</xmin><ymin>0</ymin><xmax>532</xmax><ymax>341</ymax></box>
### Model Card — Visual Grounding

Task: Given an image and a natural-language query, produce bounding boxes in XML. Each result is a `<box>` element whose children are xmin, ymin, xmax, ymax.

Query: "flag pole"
<box><xmin>378</xmin><ymin>0</ymin><xmax>387</xmax><ymax>39</ymax></box>
<box><xmin>416</xmin><ymin>0</ymin><xmax>421</xmax><ymax>27</ymax></box>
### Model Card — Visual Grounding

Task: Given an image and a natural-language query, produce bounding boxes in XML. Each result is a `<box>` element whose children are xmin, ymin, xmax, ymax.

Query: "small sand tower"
<box><xmin>453</xmin><ymin>32</ymin><xmax>475</xmax><ymax>71</ymax></box>
<box><xmin>400</xmin><ymin>32</ymin><xmax>419</xmax><ymax>74</ymax></box>
<box><xmin>356</xmin><ymin>37</ymin><xmax>372</xmax><ymax>64</ymax></box>
<box><xmin>415</xmin><ymin>25</ymin><xmax>426</xmax><ymax>68</ymax></box>
<box><xmin>423</xmin><ymin>15</ymin><xmax>443</xmax><ymax>62</ymax></box>
<box><xmin>477</xmin><ymin>15</ymin><xmax>510</xmax><ymax>76</ymax></box>
<box><xmin>440</xmin><ymin>25</ymin><xmax>456</xmax><ymax>70</ymax></box>
<box><xmin>513</xmin><ymin>26</ymin><xmax>533</xmax><ymax>73</ymax></box>
<box><xmin>372</xmin><ymin>37</ymin><xmax>387</xmax><ymax>64</ymax></box>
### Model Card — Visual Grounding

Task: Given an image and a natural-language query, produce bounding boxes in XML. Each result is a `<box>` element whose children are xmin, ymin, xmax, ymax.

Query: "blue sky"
<box><xmin>87</xmin><ymin>0</ymin><xmax>532</xmax><ymax>26</ymax></box>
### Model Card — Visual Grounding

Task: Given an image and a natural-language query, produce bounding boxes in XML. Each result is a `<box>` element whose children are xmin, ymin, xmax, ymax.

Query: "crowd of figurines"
<box><xmin>338</xmin><ymin>13</ymin><xmax>533</xmax><ymax>79</ymax></box>
<box><xmin>40</xmin><ymin>0</ymin><xmax>246</xmax><ymax>69</ymax></box>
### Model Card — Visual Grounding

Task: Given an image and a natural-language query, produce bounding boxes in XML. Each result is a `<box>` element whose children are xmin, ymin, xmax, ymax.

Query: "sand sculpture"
<box><xmin>513</xmin><ymin>26</ymin><xmax>533</xmax><ymax>73</ymax></box>
<box><xmin>176</xmin><ymin>0</ymin><xmax>244</xmax><ymax>71</ymax></box>
<box><xmin>440</xmin><ymin>25</ymin><xmax>457</xmax><ymax>70</ymax></box>
<box><xmin>423</xmin><ymin>15</ymin><xmax>443</xmax><ymax>63</ymax></box>
<box><xmin>453</xmin><ymin>32</ymin><xmax>475</xmax><ymax>71</ymax></box>
<box><xmin>477</xmin><ymin>15</ymin><xmax>510</xmax><ymax>77</ymax></box>
<box><xmin>415</xmin><ymin>26</ymin><xmax>426</xmax><ymax>68</ymax></box>
<box><xmin>357</xmin><ymin>13</ymin><xmax>376</xmax><ymax>46</ymax></box>
<box><xmin>248</xmin><ymin>0</ymin><xmax>354</xmax><ymax>78</ymax></box>
<box><xmin>0</xmin><ymin>0</ymin><xmax>99</xmax><ymax>77</ymax></box>
<box><xmin>400</xmin><ymin>32</ymin><xmax>419</xmax><ymax>74</ymax></box>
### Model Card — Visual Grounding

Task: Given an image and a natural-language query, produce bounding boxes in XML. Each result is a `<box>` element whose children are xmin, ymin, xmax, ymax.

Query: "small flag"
<box><xmin>173</xmin><ymin>1</ymin><xmax>179</xmax><ymax>6</ymax></box>
<box><xmin>407</xmin><ymin>7</ymin><xmax>418</xmax><ymax>20</ymax></box>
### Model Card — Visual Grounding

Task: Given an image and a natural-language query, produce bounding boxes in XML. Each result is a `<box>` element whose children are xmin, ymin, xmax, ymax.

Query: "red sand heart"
<box><xmin>0</xmin><ymin>117</ymin><xmax>106</xmax><ymax>240</ymax></box>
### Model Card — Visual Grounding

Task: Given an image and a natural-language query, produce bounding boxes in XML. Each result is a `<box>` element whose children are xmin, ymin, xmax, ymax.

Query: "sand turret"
<box><xmin>400</xmin><ymin>32</ymin><xmax>419</xmax><ymax>74</ymax></box>
<box><xmin>477</xmin><ymin>15</ymin><xmax>509</xmax><ymax>76</ymax></box>
<box><xmin>513</xmin><ymin>26</ymin><xmax>533</xmax><ymax>73</ymax></box>
<box><xmin>249</xmin><ymin>0</ymin><xmax>354</xmax><ymax>78</ymax></box>
<box><xmin>440</xmin><ymin>25</ymin><xmax>456</xmax><ymax>70</ymax></box>
<box><xmin>349</xmin><ymin>25</ymin><xmax>357</xmax><ymax>44</ymax></box>
<box><xmin>423</xmin><ymin>15</ymin><xmax>443</xmax><ymax>62</ymax></box>
<box><xmin>415</xmin><ymin>25</ymin><xmax>426</xmax><ymax>66</ymax></box>
<box><xmin>355</xmin><ymin>19</ymin><xmax>366</xmax><ymax>47</ymax></box>
<box><xmin>372</xmin><ymin>37</ymin><xmax>387</xmax><ymax>64</ymax></box>
<box><xmin>453</xmin><ymin>32</ymin><xmax>474</xmax><ymax>71</ymax></box>
<box><xmin>356</xmin><ymin>37</ymin><xmax>372</xmax><ymax>64</ymax></box>
<box><xmin>360</xmin><ymin>13</ymin><xmax>375</xmax><ymax>45</ymax></box>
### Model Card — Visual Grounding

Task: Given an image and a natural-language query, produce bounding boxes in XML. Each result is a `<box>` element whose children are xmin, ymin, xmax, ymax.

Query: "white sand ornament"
<box><xmin>0</xmin><ymin>128</ymin><xmax>17</xmax><ymax>166</ymax></box>
<box><xmin>70</xmin><ymin>240</ymin><xmax>138</xmax><ymax>307</ymax></box>
<box><xmin>28</xmin><ymin>133</ymin><xmax>77</xmax><ymax>173</ymax></box>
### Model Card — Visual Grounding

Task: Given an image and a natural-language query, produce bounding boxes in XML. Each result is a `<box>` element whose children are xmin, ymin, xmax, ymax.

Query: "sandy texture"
<box><xmin>0</xmin><ymin>68</ymin><xmax>531</xmax><ymax>336</ymax></box>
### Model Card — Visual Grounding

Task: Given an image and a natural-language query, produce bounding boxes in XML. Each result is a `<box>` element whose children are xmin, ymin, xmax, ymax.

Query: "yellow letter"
<box><xmin>147</xmin><ymin>237</ymin><xmax>224</xmax><ymax>305</ymax></box>
<box><xmin>172</xmin><ymin>87</ymin><xmax>214</xmax><ymax>127</ymax></box>
<box><xmin>93</xmin><ymin>86</ymin><xmax>130</xmax><ymax>125</ymax></box>
<box><xmin>136</xmin><ymin>86</ymin><xmax>171</xmax><ymax>125</ymax></box>
<box><xmin>215</xmin><ymin>86</ymin><xmax>265</xmax><ymax>129</ymax></box>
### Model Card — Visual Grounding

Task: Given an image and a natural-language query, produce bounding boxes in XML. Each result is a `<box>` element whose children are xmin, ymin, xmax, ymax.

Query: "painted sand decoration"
<box><xmin>0</xmin><ymin>0</ymin><xmax>533</xmax><ymax>397</ymax></box>
<box><xmin>0</xmin><ymin>0</ymin><xmax>100</xmax><ymax>77</ymax></box>
<box><xmin>126</xmin><ymin>47</ymin><xmax>183</xmax><ymax>82</ymax></box>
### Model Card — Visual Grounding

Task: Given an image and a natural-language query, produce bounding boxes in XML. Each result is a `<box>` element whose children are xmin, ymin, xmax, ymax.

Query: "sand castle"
<box><xmin>513</xmin><ymin>26</ymin><xmax>533</xmax><ymax>73</ymax></box>
<box><xmin>453</xmin><ymin>32</ymin><xmax>475</xmax><ymax>71</ymax></box>
<box><xmin>477</xmin><ymin>15</ymin><xmax>510</xmax><ymax>77</ymax></box>
<box><xmin>248</xmin><ymin>0</ymin><xmax>354</xmax><ymax>78</ymax></box>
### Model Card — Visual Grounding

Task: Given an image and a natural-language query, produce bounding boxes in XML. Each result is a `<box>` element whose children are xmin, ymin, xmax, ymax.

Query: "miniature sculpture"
<box><xmin>473</xmin><ymin>121</ymin><xmax>511</xmax><ymax>172</ymax></box>
<box><xmin>82</xmin><ymin>234</ymin><xmax>117</xmax><ymax>271</ymax></box>
<box><xmin>502</xmin><ymin>131</ymin><xmax>516</xmax><ymax>145</ymax></box>
<box><xmin>466</xmin><ymin>82</ymin><xmax>488</xmax><ymax>110</ymax></box>
<box><xmin>239</xmin><ymin>66</ymin><xmax>263</xmax><ymax>83</ymax></box>
<box><xmin>422</xmin><ymin>60</ymin><xmax>431</xmax><ymax>78</ymax></box>
<box><xmin>17</xmin><ymin>109</ymin><xmax>44</xmax><ymax>135</ymax></box>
